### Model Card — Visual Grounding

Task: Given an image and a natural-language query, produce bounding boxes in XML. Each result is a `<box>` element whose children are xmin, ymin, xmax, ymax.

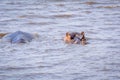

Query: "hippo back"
<box><xmin>2</xmin><ymin>31</ymin><xmax>34</xmax><ymax>43</ymax></box>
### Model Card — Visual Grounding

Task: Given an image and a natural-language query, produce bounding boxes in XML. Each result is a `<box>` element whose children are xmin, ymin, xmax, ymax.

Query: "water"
<box><xmin>0</xmin><ymin>0</ymin><xmax>120</xmax><ymax>80</ymax></box>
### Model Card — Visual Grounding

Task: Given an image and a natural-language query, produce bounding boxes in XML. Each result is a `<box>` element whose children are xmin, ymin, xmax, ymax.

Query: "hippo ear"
<box><xmin>80</xmin><ymin>31</ymin><xmax>85</xmax><ymax>40</ymax></box>
<box><xmin>66</xmin><ymin>32</ymin><xmax>70</xmax><ymax>36</ymax></box>
<box><xmin>80</xmin><ymin>31</ymin><xmax>85</xmax><ymax>35</ymax></box>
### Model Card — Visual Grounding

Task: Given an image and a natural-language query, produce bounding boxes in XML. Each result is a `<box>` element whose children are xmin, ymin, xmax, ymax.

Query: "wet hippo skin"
<box><xmin>64</xmin><ymin>32</ymin><xmax>86</xmax><ymax>45</ymax></box>
<box><xmin>1</xmin><ymin>31</ymin><xmax>35</xmax><ymax>43</ymax></box>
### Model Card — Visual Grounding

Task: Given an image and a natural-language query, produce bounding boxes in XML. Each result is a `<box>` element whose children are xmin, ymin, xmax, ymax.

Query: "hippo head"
<box><xmin>64</xmin><ymin>32</ymin><xmax>79</xmax><ymax>43</ymax></box>
<box><xmin>64</xmin><ymin>31</ymin><xmax>86</xmax><ymax>45</ymax></box>
<box><xmin>64</xmin><ymin>32</ymin><xmax>73</xmax><ymax>43</ymax></box>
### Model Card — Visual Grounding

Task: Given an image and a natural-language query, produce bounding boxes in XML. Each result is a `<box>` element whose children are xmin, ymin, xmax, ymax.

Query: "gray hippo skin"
<box><xmin>2</xmin><ymin>31</ymin><xmax>34</xmax><ymax>43</ymax></box>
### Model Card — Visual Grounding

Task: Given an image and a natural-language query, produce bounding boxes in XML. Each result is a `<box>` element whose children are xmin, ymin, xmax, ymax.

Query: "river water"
<box><xmin>0</xmin><ymin>0</ymin><xmax>120</xmax><ymax>80</ymax></box>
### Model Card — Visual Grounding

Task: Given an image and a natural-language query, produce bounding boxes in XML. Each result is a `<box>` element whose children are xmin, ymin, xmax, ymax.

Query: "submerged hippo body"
<box><xmin>64</xmin><ymin>32</ymin><xmax>86</xmax><ymax>45</ymax></box>
<box><xmin>2</xmin><ymin>31</ymin><xmax>35</xmax><ymax>43</ymax></box>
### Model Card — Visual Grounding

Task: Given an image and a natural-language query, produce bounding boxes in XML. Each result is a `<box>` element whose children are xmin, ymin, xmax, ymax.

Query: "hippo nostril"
<box><xmin>70</xmin><ymin>34</ymin><xmax>76</xmax><ymax>39</ymax></box>
<box><xmin>70</xmin><ymin>36</ymin><xmax>74</xmax><ymax>39</ymax></box>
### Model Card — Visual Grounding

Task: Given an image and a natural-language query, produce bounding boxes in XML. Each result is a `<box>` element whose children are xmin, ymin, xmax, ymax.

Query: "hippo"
<box><xmin>64</xmin><ymin>31</ymin><xmax>86</xmax><ymax>45</ymax></box>
<box><xmin>1</xmin><ymin>31</ymin><xmax>38</xmax><ymax>43</ymax></box>
<box><xmin>0</xmin><ymin>33</ymin><xmax>8</xmax><ymax>38</ymax></box>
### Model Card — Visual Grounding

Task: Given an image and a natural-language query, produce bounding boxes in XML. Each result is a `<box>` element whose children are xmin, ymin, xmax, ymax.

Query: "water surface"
<box><xmin>0</xmin><ymin>0</ymin><xmax>120</xmax><ymax>80</ymax></box>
